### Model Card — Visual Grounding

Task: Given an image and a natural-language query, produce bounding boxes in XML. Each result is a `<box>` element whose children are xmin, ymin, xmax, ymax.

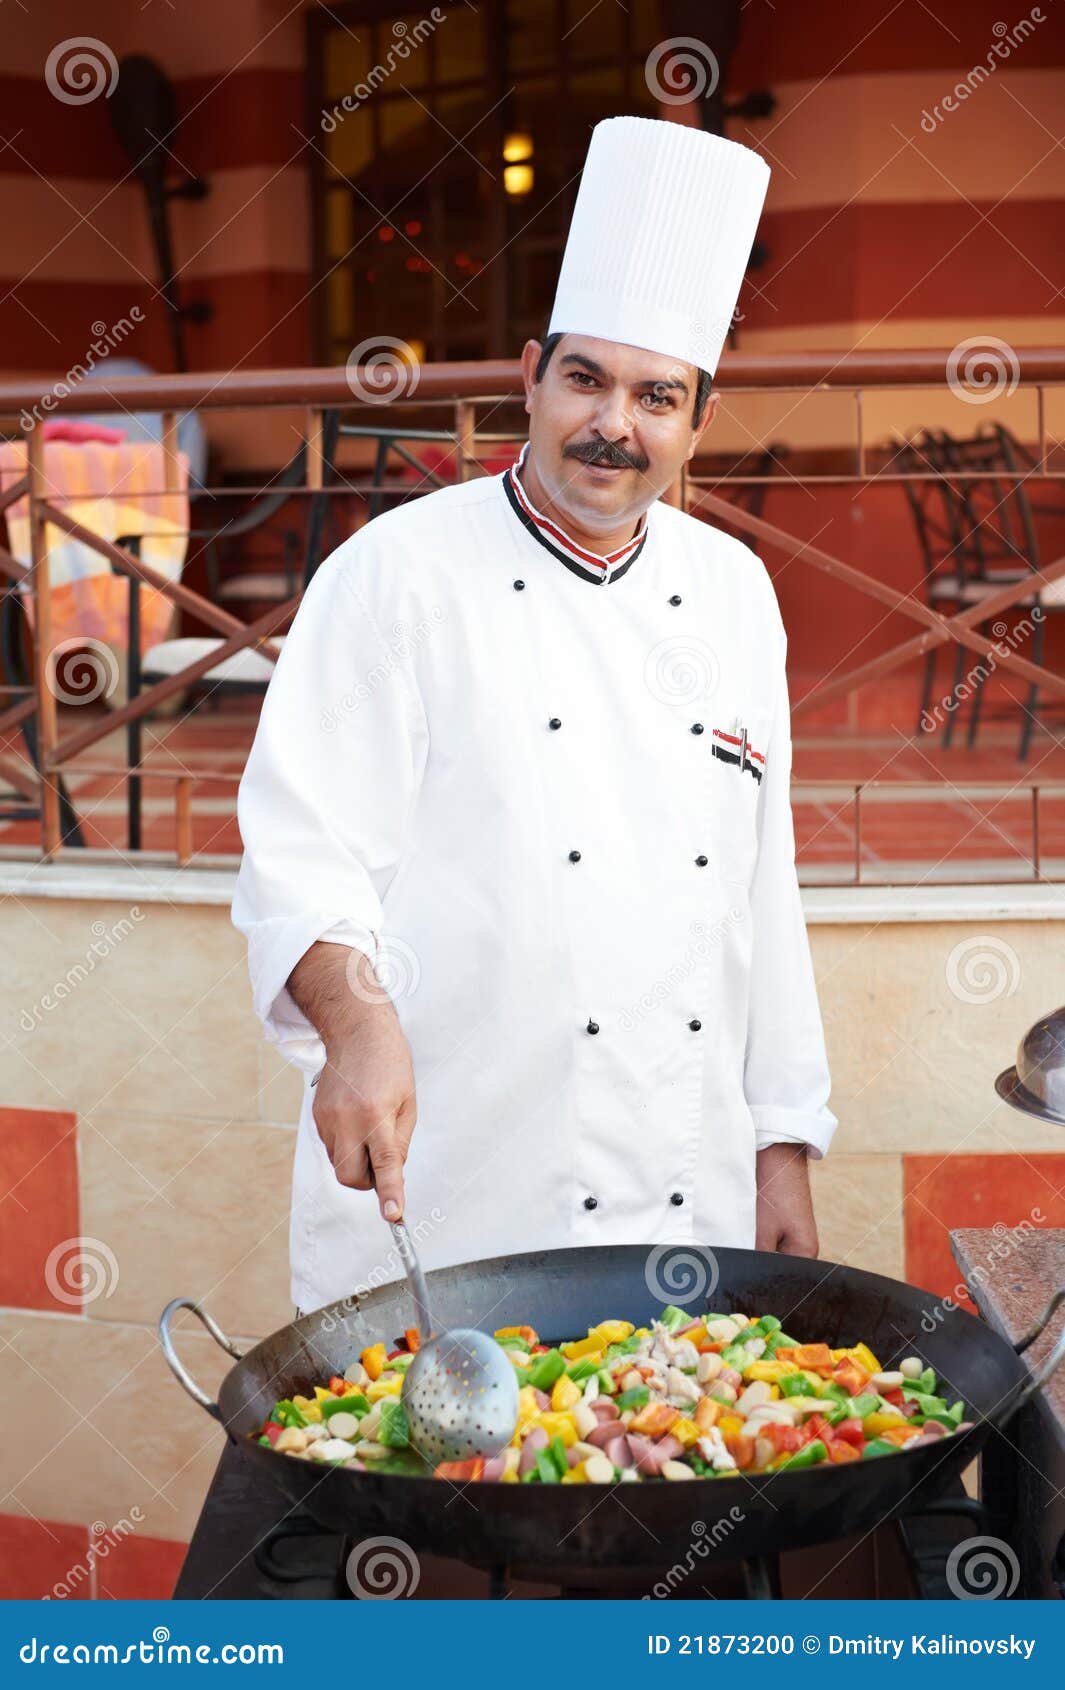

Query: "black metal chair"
<box><xmin>902</xmin><ymin>424</ymin><xmax>1062</xmax><ymax>758</ymax></box>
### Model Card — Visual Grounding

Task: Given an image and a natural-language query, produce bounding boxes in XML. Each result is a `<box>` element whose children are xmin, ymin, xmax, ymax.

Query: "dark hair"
<box><xmin>534</xmin><ymin>331</ymin><xmax>713</xmax><ymax>427</ymax></box>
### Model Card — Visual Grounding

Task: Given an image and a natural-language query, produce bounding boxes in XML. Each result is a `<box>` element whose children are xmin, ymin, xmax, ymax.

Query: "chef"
<box><xmin>232</xmin><ymin>115</ymin><xmax>837</xmax><ymax>1316</ymax></box>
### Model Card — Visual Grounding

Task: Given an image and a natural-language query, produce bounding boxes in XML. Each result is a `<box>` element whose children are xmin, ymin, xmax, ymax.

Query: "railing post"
<box><xmin>455</xmin><ymin>400</ymin><xmax>475</xmax><ymax>481</ymax></box>
<box><xmin>27</xmin><ymin>424</ymin><xmax>61</xmax><ymax>859</ymax></box>
<box><xmin>176</xmin><ymin>776</ymin><xmax>193</xmax><ymax>866</ymax></box>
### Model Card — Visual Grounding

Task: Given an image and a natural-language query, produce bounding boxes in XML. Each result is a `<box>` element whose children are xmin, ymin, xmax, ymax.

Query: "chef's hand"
<box><xmin>755</xmin><ymin>1142</ymin><xmax>819</xmax><ymax>1257</ymax></box>
<box><xmin>288</xmin><ymin>942</ymin><xmax>417</xmax><ymax>1221</ymax></box>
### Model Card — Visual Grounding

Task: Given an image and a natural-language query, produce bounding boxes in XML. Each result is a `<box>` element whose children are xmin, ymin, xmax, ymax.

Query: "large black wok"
<box><xmin>161</xmin><ymin>1245</ymin><xmax>1065</xmax><ymax>1579</ymax></box>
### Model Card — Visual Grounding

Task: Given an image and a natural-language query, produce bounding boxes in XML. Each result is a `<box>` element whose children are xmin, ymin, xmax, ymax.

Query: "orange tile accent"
<box><xmin>0</xmin><ymin>1514</ymin><xmax>90</xmax><ymax>1599</ymax></box>
<box><xmin>904</xmin><ymin>1153</ymin><xmax>1065</xmax><ymax>1311</ymax></box>
<box><xmin>0</xmin><ymin>1107</ymin><xmax>80</xmax><ymax>1311</ymax></box>
<box><xmin>92</xmin><ymin>1533</ymin><xmax>188</xmax><ymax>1601</ymax></box>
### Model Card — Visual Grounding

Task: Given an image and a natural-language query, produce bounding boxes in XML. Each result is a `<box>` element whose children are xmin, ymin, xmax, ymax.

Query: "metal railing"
<box><xmin>1</xmin><ymin>348</ymin><xmax>1063</xmax><ymax>877</ymax></box>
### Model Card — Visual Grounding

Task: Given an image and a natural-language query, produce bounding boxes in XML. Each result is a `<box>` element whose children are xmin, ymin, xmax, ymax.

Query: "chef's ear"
<box><xmin>688</xmin><ymin>390</ymin><xmax>719</xmax><ymax>458</ymax></box>
<box><xmin>520</xmin><ymin>338</ymin><xmax>542</xmax><ymax>413</ymax></box>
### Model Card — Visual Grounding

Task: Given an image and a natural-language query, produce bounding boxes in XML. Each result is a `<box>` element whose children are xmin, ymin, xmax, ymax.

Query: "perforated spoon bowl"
<box><xmin>389</xmin><ymin>1219</ymin><xmax>519</xmax><ymax>1466</ymax></box>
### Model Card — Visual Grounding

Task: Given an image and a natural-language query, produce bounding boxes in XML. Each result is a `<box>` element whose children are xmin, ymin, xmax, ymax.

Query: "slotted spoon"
<box><xmin>388</xmin><ymin>1219</ymin><xmax>519</xmax><ymax>1466</ymax></box>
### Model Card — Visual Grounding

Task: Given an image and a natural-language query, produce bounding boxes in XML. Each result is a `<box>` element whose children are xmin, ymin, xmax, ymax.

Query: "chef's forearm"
<box><xmin>286</xmin><ymin>941</ymin><xmax>379</xmax><ymax>1044</ymax></box>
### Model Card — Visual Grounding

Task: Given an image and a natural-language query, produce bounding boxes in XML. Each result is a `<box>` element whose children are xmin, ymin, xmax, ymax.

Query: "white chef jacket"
<box><xmin>232</xmin><ymin>444</ymin><xmax>837</xmax><ymax>1313</ymax></box>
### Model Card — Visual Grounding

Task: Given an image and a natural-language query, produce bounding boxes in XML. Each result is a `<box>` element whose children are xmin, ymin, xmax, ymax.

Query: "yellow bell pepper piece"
<box><xmin>314</xmin><ymin>1386</ymin><xmax>336</xmax><ymax>1403</ymax></box>
<box><xmin>527</xmin><ymin>1412</ymin><xmax>578</xmax><ymax>1446</ymax></box>
<box><xmin>561</xmin><ymin>1334</ymin><xmax>604</xmax><ymax>1360</ymax></box>
<box><xmin>670</xmin><ymin>1416</ymin><xmax>702</xmax><ymax>1448</ymax></box>
<box><xmin>561</xmin><ymin>1462</ymin><xmax>588</xmax><ymax>1483</ymax></box>
<box><xmin>292</xmin><ymin>1395</ymin><xmax>323</xmax><ymax>1423</ymax></box>
<box><xmin>366</xmin><ymin>1375</ymin><xmax>403</xmax><ymax>1401</ymax></box>
<box><xmin>849</xmin><ymin>1343</ymin><xmax>882</xmax><ymax>1375</ymax></box>
<box><xmin>590</xmin><ymin>1320</ymin><xmax>634</xmax><ymax>1345</ymax></box>
<box><xmin>742</xmin><ymin>1360</ymin><xmax>790</xmax><ymax>1384</ymax></box>
<box><xmin>517</xmin><ymin>1386</ymin><xmax>540</xmax><ymax>1420</ymax></box>
<box><xmin>550</xmin><ymin>1374</ymin><xmax>581</xmax><ymax>1411</ymax></box>
<box><xmin>360</xmin><ymin>1343</ymin><xmax>387</xmax><ymax>1381</ymax></box>
<box><xmin>500</xmin><ymin>1464</ymin><xmax>521</xmax><ymax>1482</ymax></box>
<box><xmin>863</xmin><ymin>1410</ymin><xmax>905</xmax><ymax>1438</ymax></box>
<box><xmin>717</xmin><ymin>1414</ymin><xmax>743</xmax><ymax>1438</ymax></box>
<box><xmin>632</xmin><ymin>1327</ymin><xmax>651</xmax><ymax>1338</ymax></box>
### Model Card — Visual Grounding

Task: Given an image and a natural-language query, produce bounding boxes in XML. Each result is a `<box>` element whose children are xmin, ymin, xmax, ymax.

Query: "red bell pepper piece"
<box><xmin>880</xmin><ymin>1386</ymin><xmax>905</xmax><ymax>1407</ymax></box>
<box><xmin>761</xmin><ymin>1422</ymin><xmax>805</xmax><ymax>1455</ymax></box>
<box><xmin>825</xmin><ymin>1437</ymin><xmax>862</xmax><ymax>1464</ymax></box>
<box><xmin>832</xmin><ymin>1417</ymin><xmax>866</xmax><ymax>1448</ymax></box>
<box><xmin>799</xmin><ymin>1414</ymin><xmax>832</xmax><ymax>1446</ymax></box>
<box><xmin>434</xmin><ymin>1458</ymin><xmax>485</xmax><ymax>1482</ymax></box>
<box><xmin>404</xmin><ymin>1327</ymin><xmax>421</xmax><ymax>1353</ymax></box>
<box><xmin>262</xmin><ymin>1421</ymin><xmax>283</xmax><ymax>1446</ymax></box>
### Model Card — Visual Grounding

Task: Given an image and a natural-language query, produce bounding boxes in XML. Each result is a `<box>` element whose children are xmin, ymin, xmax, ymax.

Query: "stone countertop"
<box><xmin>950</xmin><ymin>1227</ymin><xmax>1065</xmax><ymax>1453</ymax></box>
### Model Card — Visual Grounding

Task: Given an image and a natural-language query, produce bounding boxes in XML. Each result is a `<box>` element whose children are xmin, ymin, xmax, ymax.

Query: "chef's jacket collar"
<box><xmin>502</xmin><ymin>441</ymin><xmax>649</xmax><ymax>585</ymax></box>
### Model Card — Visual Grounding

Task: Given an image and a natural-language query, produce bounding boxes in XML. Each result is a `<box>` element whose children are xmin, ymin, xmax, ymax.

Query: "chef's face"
<box><xmin>521</xmin><ymin>333</ymin><xmax>717</xmax><ymax>530</ymax></box>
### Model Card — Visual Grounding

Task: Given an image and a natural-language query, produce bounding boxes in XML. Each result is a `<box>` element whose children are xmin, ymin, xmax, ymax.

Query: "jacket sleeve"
<box><xmin>231</xmin><ymin>544</ymin><xmax>429</xmax><ymax>1070</ymax></box>
<box><xmin>744</xmin><ymin>601</ymin><xmax>837</xmax><ymax>1159</ymax></box>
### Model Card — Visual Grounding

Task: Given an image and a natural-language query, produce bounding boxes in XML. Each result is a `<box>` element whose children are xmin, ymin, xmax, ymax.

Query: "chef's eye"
<box><xmin>641</xmin><ymin>389</ymin><xmax>675</xmax><ymax>409</ymax></box>
<box><xmin>569</xmin><ymin>371</ymin><xmax>597</xmax><ymax>388</ymax></box>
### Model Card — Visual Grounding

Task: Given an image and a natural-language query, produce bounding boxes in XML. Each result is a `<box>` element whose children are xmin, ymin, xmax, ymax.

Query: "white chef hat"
<box><xmin>547</xmin><ymin>115</ymin><xmax>770</xmax><ymax>378</ymax></box>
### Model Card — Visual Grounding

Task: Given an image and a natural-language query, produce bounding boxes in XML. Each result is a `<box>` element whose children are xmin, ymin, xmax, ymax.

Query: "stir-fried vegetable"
<box><xmin>251</xmin><ymin>1310</ymin><xmax>973</xmax><ymax>1482</ymax></box>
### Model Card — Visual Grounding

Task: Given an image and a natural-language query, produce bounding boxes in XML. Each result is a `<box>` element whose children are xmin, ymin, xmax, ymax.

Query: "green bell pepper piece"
<box><xmin>604</xmin><ymin>1335</ymin><xmax>642</xmax><ymax>1359</ymax></box>
<box><xmin>527</xmin><ymin>1349</ymin><xmax>566</xmax><ymax>1390</ymax></box>
<box><xmin>720</xmin><ymin>1341</ymin><xmax>751</xmax><ymax>1370</ymax></box>
<box><xmin>548</xmin><ymin>1434</ymin><xmax>570</xmax><ymax>1479</ymax></box>
<box><xmin>776</xmin><ymin>1438</ymin><xmax>827</xmax><ymax>1470</ymax></box>
<box><xmin>565</xmin><ymin>1356</ymin><xmax>601</xmax><ymax>1382</ymax></box>
<box><xmin>816</xmin><ymin>1381</ymin><xmax>851</xmax><ymax>1405</ymax></box>
<box><xmin>847</xmin><ymin>1393</ymin><xmax>881</xmax><ymax>1419</ymax></box>
<box><xmin>597</xmin><ymin>1367</ymin><xmax>617</xmax><ymax>1394</ymax></box>
<box><xmin>495</xmin><ymin>1335</ymin><xmax>531</xmax><ymax>1352</ymax></box>
<box><xmin>377</xmin><ymin>1398</ymin><xmax>410</xmax><ymax>1448</ymax></box>
<box><xmin>322</xmin><ymin>1392</ymin><xmax>368</xmax><ymax>1419</ymax></box>
<box><xmin>274</xmin><ymin>1399</ymin><xmax>308</xmax><ymax>1428</ymax></box>
<box><xmin>616</xmin><ymin>1386</ymin><xmax>651</xmax><ymax>1411</ymax></box>
<box><xmin>535</xmin><ymin>1449</ymin><xmax>560</xmax><ymax>1484</ymax></box>
<box><xmin>861</xmin><ymin>1437</ymin><xmax>898</xmax><ymax>1459</ymax></box>
<box><xmin>901</xmin><ymin>1390</ymin><xmax>947</xmax><ymax>1417</ymax></box>
<box><xmin>257</xmin><ymin>1434</ymin><xmax>272</xmax><ymax>1446</ymax></box>
<box><xmin>658</xmin><ymin>1305</ymin><xmax>691</xmax><ymax>1332</ymax></box>
<box><xmin>779</xmin><ymin>1371</ymin><xmax>819</xmax><ymax>1398</ymax></box>
<box><xmin>764</xmin><ymin>1330</ymin><xmax>800</xmax><ymax>1355</ymax></box>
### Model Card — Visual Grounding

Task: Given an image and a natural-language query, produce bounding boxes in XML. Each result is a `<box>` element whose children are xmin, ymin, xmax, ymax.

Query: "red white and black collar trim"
<box><xmin>501</xmin><ymin>442</ymin><xmax>649</xmax><ymax>585</ymax></box>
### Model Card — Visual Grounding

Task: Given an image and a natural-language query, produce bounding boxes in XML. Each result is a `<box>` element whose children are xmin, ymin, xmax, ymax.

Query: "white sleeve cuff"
<box><xmin>243</xmin><ymin>913</ymin><xmax>378</xmax><ymax>1072</ymax></box>
<box><xmin>750</xmin><ymin>1104</ymin><xmax>838</xmax><ymax>1161</ymax></box>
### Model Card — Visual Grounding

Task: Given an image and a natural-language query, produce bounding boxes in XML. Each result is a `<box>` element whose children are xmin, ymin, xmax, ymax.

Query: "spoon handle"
<box><xmin>389</xmin><ymin>1219</ymin><xmax>434</xmax><ymax>1342</ymax></box>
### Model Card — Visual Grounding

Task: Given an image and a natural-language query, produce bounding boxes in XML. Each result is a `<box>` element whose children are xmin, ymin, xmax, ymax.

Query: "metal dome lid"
<box><xmin>995</xmin><ymin>1006</ymin><xmax>1065</xmax><ymax>1126</ymax></box>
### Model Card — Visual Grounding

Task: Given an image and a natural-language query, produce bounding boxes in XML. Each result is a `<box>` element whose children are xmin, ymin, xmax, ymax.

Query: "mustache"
<box><xmin>562</xmin><ymin>439</ymin><xmax>647</xmax><ymax>472</ymax></box>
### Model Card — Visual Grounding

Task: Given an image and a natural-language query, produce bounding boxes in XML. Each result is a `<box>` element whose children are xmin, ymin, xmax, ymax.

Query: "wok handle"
<box><xmin>994</xmin><ymin>1285</ymin><xmax>1065</xmax><ymax>1426</ymax></box>
<box><xmin>159</xmin><ymin>1297</ymin><xmax>244</xmax><ymax>1421</ymax></box>
<box><xmin>389</xmin><ymin>1220</ymin><xmax>433</xmax><ymax>1341</ymax></box>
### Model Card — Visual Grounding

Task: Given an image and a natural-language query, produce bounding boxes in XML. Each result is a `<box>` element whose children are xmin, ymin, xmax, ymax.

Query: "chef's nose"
<box><xmin>589</xmin><ymin>385</ymin><xmax>634</xmax><ymax>441</ymax></box>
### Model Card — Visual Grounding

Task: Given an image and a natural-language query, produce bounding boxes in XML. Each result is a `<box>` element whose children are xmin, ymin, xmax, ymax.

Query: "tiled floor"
<box><xmin>2</xmin><ymin>678</ymin><xmax>1064</xmax><ymax>878</ymax></box>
